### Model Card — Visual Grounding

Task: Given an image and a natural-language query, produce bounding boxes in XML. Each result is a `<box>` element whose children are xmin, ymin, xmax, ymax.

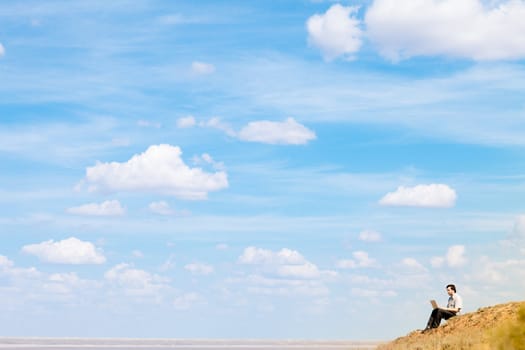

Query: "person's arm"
<box><xmin>440</xmin><ymin>306</ymin><xmax>460</xmax><ymax>313</ymax></box>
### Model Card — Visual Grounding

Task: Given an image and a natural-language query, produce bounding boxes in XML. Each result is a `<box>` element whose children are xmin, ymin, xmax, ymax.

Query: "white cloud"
<box><xmin>184</xmin><ymin>262</ymin><xmax>214</xmax><ymax>275</ymax></box>
<box><xmin>45</xmin><ymin>272</ymin><xmax>99</xmax><ymax>295</ymax></box>
<box><xmin>82</xmin><ymin>144</ymin><xmax>228</xmax><ymax>200</ymax></box>
<box><xmin>238</xmin><ymin>247</ymin><xmax>335</xmax><ymax>280</ymax></box>
<box><xmin>191</xmin><ymin>61</ymin><xmax>215</xmax><ymax>75</ymax></box>
<box><xmin>239</xmin><ymin>247</ymin><xmax>306</xmax><ymax>265</ymax></box>
<box><xmin>400</xmin><ymin>257</ymin><xmax>427</xmax><ymax>272</ymax></box>
<box><xmin>379</xmin><ymin>184</ymin><xmax>457</xmax><ymax>208</ymax></box>
<box><xmin>336</xmin><ymin>259</ymin><xmax>357</xmax><ymax>269</ymax></box>
<box><xmin>431</xmin><ymin>245</ymin><xmax>467</xmax><ymax>268</ymax></box>
<box><xmin>66</xmin><ymin>200</ymin><xmax>125</xmax><ymax>216</ymax></box>
<box><xmin>22</xmin><ymin>237</ymin><xmax>106</xmax><ymax>264</ymax></box>
<box><xmin>192</xmin><ymin>153</ymin><xmax>225</xmax><ymax>171</ymax></box>
<box><xmin>238</xmin><ymin>118</ymin><xmax>316</xmax><ymax>145</ymax></box>
<box><xmin>149</xmin><ymin>201</ymin><xmax>174</xmax><ymax>215</ymax></box>
<box><xmin>336</xmin><ymin>251</ymin><xmax>378</xmax><ymax>269</ymax></box>
<box><xmin>0</xmin><ymin>255</ymin><xmax>14</xmax><ymax>269</ymax></box>
<box><xmin>176</xmin><ymin>116</ymin><xmax>196</xmax><ymax>128</ymax></box>
<box><xmin>200</xmin><ymin>117</ymin><xmax>236</xmax><ymax>137</ymax></box>
<box><xmin>446</xmin><ymin>245</ymin><xmax>467</xmax><ymax>267</ymax></box>
<box><xmin>105</xmin><ymin>263</ymin><xmax>170</xmax><ymax>298</ymax></box>
<box><xmin>358</xmin><ymin>230</ymin><xmax>382</xmax><ymax>242</ymax></box>
<box><xmin>307</xmin><ymin>4</ymin><xmax>363</xmax><ymax>61</ymax></box>
<box><xmin>0</xmin><ymin>43</ymin><xmax>5</xmax><ymax>57</ymax></box>
<box><xmin>276</xmin><ymin>262</ymin><xmax>324</xmax><ymax>279</ymax></box>
<box><xmin>365</xmin><ymin>0</ymin><xmax>525</xmax><ymax>61</ymax></box>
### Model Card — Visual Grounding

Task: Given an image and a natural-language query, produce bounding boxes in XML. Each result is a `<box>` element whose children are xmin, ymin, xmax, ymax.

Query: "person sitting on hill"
<box><xmin>423</xmin><ymin>284</ymin><xmax>463</xmax><ymax>332</ymax></box>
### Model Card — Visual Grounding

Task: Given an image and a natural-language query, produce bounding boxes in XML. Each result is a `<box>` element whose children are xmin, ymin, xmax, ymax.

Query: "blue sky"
<box><xmin>1</xmin><ymin>0</ymin><xmax>525</xmax><ymax>340</ymax></box>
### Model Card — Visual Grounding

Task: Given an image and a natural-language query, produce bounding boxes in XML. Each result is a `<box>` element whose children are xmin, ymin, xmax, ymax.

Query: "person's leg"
<box><xmin>441</xmin><ymin>310</ymin><xmax>456</xmax><ymax>321</ymax></box>
<box><xmin>432</xmin><ymin>309</ymin><xmax>456</xmax><ymax>328</ymax></box>
<box><xmin>425</xmin><ymin>308</ymin><xmax>439</xmax><ymax>329</ymax></box>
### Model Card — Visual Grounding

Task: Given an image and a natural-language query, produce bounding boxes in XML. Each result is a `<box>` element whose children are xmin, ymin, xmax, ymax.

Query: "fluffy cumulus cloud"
<box><xmin>431</xmin><ymin>245</ymin><xmax>467</xmax><ymax>268</ymax></box>
<box><xmin>238</xmin><ymin>247</ymin><xmax>335</xmax><ymax>279</ymax></box>
<box><xmin>105</xmin><ymin>263</ymin><xmax>170</xmax><ymax>298</ymax></box>
<box><xmin>239</xmin><ymin>247</ymin><xmax>306</xmax><ymax>265</ymax></box>
<box><xmin>365</xmin><ymin>0</ymin><xmax>525</xmax><ymax>61</ymax></box>
<box><xmin>379</xmin><ymin>184</ymin><xmax>457</xmax><ymax>208</ymax></box>
<box><xmin>237</xmin><ymin>118</ymin><xmax>316</xmax><ymax>145</ymax></box>
<box><xmin>66</xmin><ymin>200</ymin><xmax>125</xmax><ymax>216</ymax></box>
<box><xmin>336</xmin><ymin>251</ymin><xmax>378</xmax><ymax>269</ymax></box>
<box><xmin>446</xmin><ymin>245</ymin><xmax>467</xmax><ymax>267</ymax></box>
<box><xmin>82</xmin><ymin>144</ymin><xmax>228</xmax><ymax>200</ymax></box>
<box><xmin>307</xmin><ymin>4</ymin><xmax>363</xmax><ymax>61</ymax></box>
<box><xmin>191</xmin><ymin>61</ymin><xmax>215</xmax><ymax>75</ymax></box>
<box><xmin>22</xmin><ymin>237</ymin><xmax>106</xmax><ymax>264</ymax></box>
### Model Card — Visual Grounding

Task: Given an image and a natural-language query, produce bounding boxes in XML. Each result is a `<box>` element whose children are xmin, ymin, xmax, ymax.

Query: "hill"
<box><xmin>378</xmin><ymin>301</ymin><xmax>525</xmax><ymax>350</ymax></box>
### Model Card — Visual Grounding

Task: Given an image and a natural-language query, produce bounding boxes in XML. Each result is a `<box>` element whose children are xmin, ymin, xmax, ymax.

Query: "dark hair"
<box><xmin>446</xmin><ymin>284</ymin><xmax>456</xmax><ymax>293</ymax></box>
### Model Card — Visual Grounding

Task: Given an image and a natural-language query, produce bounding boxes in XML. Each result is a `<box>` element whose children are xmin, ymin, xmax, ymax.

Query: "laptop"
<box><xmin>430</xmin><ymin>300</ymin><xmax>439</xmax><ymax>309</ymax></box>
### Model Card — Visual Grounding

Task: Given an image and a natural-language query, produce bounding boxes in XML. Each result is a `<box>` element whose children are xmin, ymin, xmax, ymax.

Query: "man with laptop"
<box><xmin>423</xmin><ymin>284</ymin><xmax>463</xmax><ymax>332</ymax></box>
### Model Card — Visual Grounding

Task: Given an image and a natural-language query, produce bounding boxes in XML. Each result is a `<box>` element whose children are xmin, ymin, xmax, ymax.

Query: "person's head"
<box><xmin>446</xmin><ymin>284</ymin><xmax>456</xmax><ymax>295</ymax></box>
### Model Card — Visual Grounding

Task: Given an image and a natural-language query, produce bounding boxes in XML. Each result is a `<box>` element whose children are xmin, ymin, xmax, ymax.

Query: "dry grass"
<box><xmin>378</xmin><ymin>301</ymin><xmax>525</xmax><ymax>350</ymax></box>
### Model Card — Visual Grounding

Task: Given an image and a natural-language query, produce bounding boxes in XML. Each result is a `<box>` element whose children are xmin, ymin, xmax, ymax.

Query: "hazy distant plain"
<box><xmin>0</xmin><ymin>338</ymin><xmax>383</xmax><ymax>350</ymax></box>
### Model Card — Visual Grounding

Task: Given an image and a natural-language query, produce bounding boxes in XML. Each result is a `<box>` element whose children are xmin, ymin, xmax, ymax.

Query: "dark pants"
<box><xmin>426</xmin><ymin>308</ymin><xmax>456</xmax><ymax>329</ymax></box>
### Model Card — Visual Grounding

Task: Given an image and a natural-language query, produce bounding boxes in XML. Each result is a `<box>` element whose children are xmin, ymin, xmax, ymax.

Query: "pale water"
<box><xmin>0</xmin><ymin>338</ymin><xmax>384</xmax><ymax>350</ymax></box>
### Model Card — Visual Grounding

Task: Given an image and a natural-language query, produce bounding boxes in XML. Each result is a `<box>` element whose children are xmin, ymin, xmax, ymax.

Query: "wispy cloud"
<box><xmin>184</xmin><ymin>262</ymin><xmax>214</xmax><ymax>275</ymax></box>
<box><xmin>66</xmin><ymin>200</ymin><xmax>125</xmax><ymax>216</ymax></box>
<box><xmin>358</xmin><ymin>230</ymin><xmax>382</xmax><ymax>242</ymax></box>
<box><xmin>191</xmin><ymin>61</ymin><xmax>216</xmax><ymax>75</ymax></box>
<box><xmin>176</xmin><ymin>116</ymin><xmax>197</xmax><ymax>128</ymax></box>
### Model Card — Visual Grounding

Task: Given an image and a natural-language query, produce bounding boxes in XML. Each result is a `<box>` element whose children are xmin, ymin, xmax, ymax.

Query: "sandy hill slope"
<box><xmin>378</xmin><ymin>301</ymin><xmax>525</xmax><ymax>350</ymax></box>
